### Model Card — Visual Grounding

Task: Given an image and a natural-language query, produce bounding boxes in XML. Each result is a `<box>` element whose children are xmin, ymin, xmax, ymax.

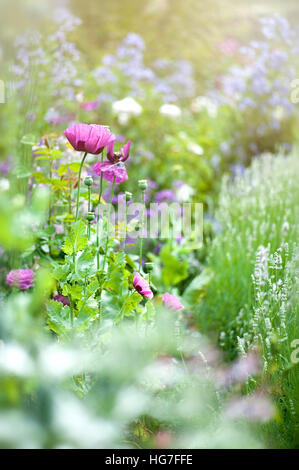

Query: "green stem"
<box><xmin>123</xmin><ymin>201</ymin><xmax>127</xmax><ymax>253</ymax></box>
<box><xmin>70</xmin><ymin>298</ymin><xmax>74</xmax><ymax>327</ymax></box>
<box><xmin>68</xmin><ymin>178</ymin><xmax>72</xmax><ymax>230</ymax></box>
<box><xmin>75</xmin><ymin>152</ymin><xmax>88</xmax><ymax>221</ymax></box>
<box><xmin>139</xmin><ymin>190</ymin><xmax>145</xmax><ymax>272</ymax></box>
<box><xmin>102</xmin><ymin>177</ymin><xmax>116</xmax><ymax>272</ymax></box>
<box><xmin>48</xmin><ymin>159</ymin><xmax>53</xmax><ymax>225</ymax></box>
<box><xmin>87</xmin><ymin>186</ymin><xmax>91</xmax><ymax>239</ymax></box>
<box><xmin>96</xmin><ymin>153</ymin><xmax>104</xmax><ymax>270</ymax></box>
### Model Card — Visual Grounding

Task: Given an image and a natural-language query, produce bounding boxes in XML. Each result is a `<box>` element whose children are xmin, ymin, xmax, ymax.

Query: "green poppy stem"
<box><xmin>87</xmin><ymin>185</ymin><xmax>91</xmax><ymax>239</ymax></box>
<box><xmin>102</xmin><ymin>176</ymin><xmax>116</xmax><ymax>273</ymax></box>
<box><xmin>96</xmin><ymin>153</ymin><xmax>104</xmax><ymax>270</ymax></box>
<box><xmin>139</xmin><ymin>189</ymin><xmax>146</xmax><ymax>272</ymax></box>
<box><xmin>123</xmin><ymin>201</ymin><xmax>127</xmax><ymax>253</ymax></box>
<box><xmin>75</xmin><ymin>152</ymin><xmax>88</xmax><ymax>221</ymax></box>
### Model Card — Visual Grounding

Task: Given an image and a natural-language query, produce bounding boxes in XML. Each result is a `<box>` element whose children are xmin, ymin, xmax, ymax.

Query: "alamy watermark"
<box><xmin>98</xmin><ymin>199</ymin><xmax>203</xmax><ymax>246</ymax></box>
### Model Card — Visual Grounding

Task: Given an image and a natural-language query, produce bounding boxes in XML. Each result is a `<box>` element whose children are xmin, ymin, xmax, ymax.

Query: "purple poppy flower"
<box><xmin>6</xmin><ymin>269</ymin><xmax>35</xmax><ymax>290</ymax></box>
<box><xmin>162</xmin><ymin>292</ymin><xmax>184</xmax><ymax>311</ymax></box>
<box><xmin>133</xmin><ymin>273</ymin><xmax>153</xmax><ymax>299</ymax></box>
<box><xmin>53</xmin><ymin>294</ymin><xmax>70</xmax><ymax>306</ymax></box>
<box><xmin>93</xmin><ymin>160</ymin><xmax>128</xmax><ymax>183</ymax></box>
<box><xmin>107</xmin><ymin>140</ymin><xmax>131</xmax><ymax>163</ymax></box>
<box><xmin>64</xmin><ymin>123</ymin><xmax>115</xmax><ymax>155</ymax></box>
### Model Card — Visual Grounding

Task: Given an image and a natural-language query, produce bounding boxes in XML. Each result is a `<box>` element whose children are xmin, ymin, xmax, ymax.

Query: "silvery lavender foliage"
<box><xmin>93</xmin><ymin>33</ymin><xmax>195</xmax><ymax>103</ymax></box>
<box><xmin>217</xmin><ymin>151</ymin><xmax>299</xmax><ymax>350</ymax></box>
<box><xmin>212</xmin><ymin>150</ymin><xmax>299</xmax><ymax>445</ymax></box>
<box><xmin>216</xmin><ymin>15</ymin><xmax>299</xmax><ymax>161</ymax></box>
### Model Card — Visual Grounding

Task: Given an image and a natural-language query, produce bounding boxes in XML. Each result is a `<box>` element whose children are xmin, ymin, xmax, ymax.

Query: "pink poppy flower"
<box><xmin>6</xmin><ymin>269</ymin><xmax>35</xmax><ymax>290</ymax></box>
<box><xmin>53</xmin><ymin>295</ymin><xmax>70</xmax><ymax>306</ymax></box>
<box><xmin>107</xmin><ymin>140</ymin><xmax>131</xmax><ymax>163</ymax></box>
<box><xmin>162</xmin><ymin>292</ymin><xmax>184</xmax><ymax>311</ymax></box>
<box><xmin>93</xmin><ymin>160</ymin><xmax>128</xmax><ymax>183</ymax></box>
<box><xmin>133</xmin><ymin>273</ymin><xmax>153</xmax><ymax>299</ymax></box>
<box><xmin>64</xmin><ymin>123</ymin><xmax>115</xmax><ymax>155</ymax></box>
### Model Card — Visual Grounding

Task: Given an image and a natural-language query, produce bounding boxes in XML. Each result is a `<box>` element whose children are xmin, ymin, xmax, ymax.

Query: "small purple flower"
<box><xmin>53</xmin><ymin>295</ymin><xmax>70</xmax><ymax>306</ymax></box>
<box><xmin>93</xmin><ymin>161</ymin><xmax>128</xmax><ymax>183</ymax></box>
<box><xmin>162</xmin><ymin>293</ymin><xmax>184</xmax><ymax>311</ymax></box>
<box><xmin>6</xmin><ymin>269</ymin><xmax>35</xmax><ymax>290</ymax></box>
<box><xmin>133</xmin><ymin>273</ymin><xmax>153</xmax><ymax>299</ymax></box>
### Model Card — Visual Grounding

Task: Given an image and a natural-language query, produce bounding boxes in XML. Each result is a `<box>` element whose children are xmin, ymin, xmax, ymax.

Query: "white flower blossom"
<box><xmin>159</xmin><ymin>103</ymin><xmax>181</xmax><ymax>118</ymax></box>
<box><xmin>112</xmin><ymin>97</ymin><xmax>142</xmax><ymax>125</ymax></box>
<box><xmin>191</xmin><ymin>96</ymin><xmax>218</xmax><ymax>117</ymax></box>
<box><xmin>0</xmin><ymin>178</ymin><xmax>10</xmax><ymax>192</ymax></box>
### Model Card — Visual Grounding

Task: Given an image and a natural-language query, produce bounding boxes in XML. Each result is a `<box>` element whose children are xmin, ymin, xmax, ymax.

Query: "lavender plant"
<box><xmin>197</xmin><ymin>151</ymin><xmax>299</xmax><ymax>447</ymax></box>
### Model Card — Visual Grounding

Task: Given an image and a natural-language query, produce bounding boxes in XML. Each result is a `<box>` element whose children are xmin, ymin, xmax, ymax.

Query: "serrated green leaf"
<box><xmin>62</xmin><ymin>220</ymin><xmax>88</xmax><ymax>256</ymax></box>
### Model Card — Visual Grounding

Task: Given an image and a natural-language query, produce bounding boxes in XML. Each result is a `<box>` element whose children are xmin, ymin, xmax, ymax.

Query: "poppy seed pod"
<box><xmin>138</xmin><ymin>179</ymin><xmax>147</xmax><ymax>190</ymax></box>
<box><xmin>86</xmin><ymin>212</ymin><xmax>95</xmax><ymax>222</ymax></box>
<box><xmin>144</xmin><ymin>262</ymin><xmax>154</xmax><ymax>273</ymax></box>
<box><xmin>125</xmin><ymin>191</ymin><xmax>132</xmax><ymax>201</ymax></box>
<box><xmin>84</xmin><ymin>176</ymin><xmax>93</xmax><ymax>186</ymax></box>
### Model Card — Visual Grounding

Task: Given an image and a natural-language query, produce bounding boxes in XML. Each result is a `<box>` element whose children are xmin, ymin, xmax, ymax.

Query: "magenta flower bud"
<box><xmin>6</xmin><ymin>269</ymin><xmax>35</xmax><ymax>290</ymax></box>
<box><xmin>107</xmin><ymin>140</ymin><xmax>131</xmax><ymax>163</ymax></box>
<box><xmin>64</xmin><ymin>123</ymin><xmax>115</xmax><ymax>155</ymax></box>
<box><xmin>133</xmin><ymin>273</ymin><xmax>153</xmax><ymax>299</ymax></box>
<box><xmin>162</xmin><ymin>292</ymin><xmax>184</xmax><ymax>311</ymax></box>
<box><xmin>93</xmin><ymin>161</ymin><xmax>128</xmax><ymax>184</ymax></box>
<box><xmin>53</xmin><ymin>295</ymin><xmax>70</xmax><ymax>306</ymax></box>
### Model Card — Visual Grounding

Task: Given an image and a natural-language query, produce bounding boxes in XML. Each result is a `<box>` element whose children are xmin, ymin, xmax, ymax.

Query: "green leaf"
<box><xmin>183</xmin><ymin>269</ymin><xmax>214</xmax><ymax>306</ymax></box>
<box><xmin>160</xmin><ymin>245</ymin><xmax>188</xmax><ymax>286</ymax></box>
<box><xmin>115</xmin><ymin>291</ymin><xmax>142</xmax><ymax>323</ymax></box>
<box><xmin>31</xmin><ymin>172</ymin><xmax>51</xmax><ymax>184</ymax></box>
<box><xmin>72</xmin><ymin>250</ymin><xmax>97</xmax><ymax>281</ymax></box>
<box><xmin>51</xmin><ymin>263</ymin><xmax>70</xmax><ymax>282</ymax></box>
<box><xmin>104</xmin><ymin>252</ymin><xmax>129</xmax><ymax>293</ymax></box>
<box><xmin>62</xmin><ymin>284</ymin><xmax>83</xmax><ymax>301</ymax></box>
<box><xmin>144</xmin><ymin>301</ymin><xmax>156</xmax><ymax>321</ymax></box>
<box><xmin>46</xmin><ymin>300</ymin><xmax>72</xmax><ymax>335</ymax></box>
<box><xmin>62</xmin><ymin>220</ymin><xmax>88</xmax><ymax>256</ymax></box>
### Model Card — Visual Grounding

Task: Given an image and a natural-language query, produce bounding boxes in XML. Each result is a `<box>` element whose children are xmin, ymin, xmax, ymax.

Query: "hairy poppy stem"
<box><xmin>75</xmin><ymin>152</ymin><xmax>88</xmax><ymax>221</ymax></box>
